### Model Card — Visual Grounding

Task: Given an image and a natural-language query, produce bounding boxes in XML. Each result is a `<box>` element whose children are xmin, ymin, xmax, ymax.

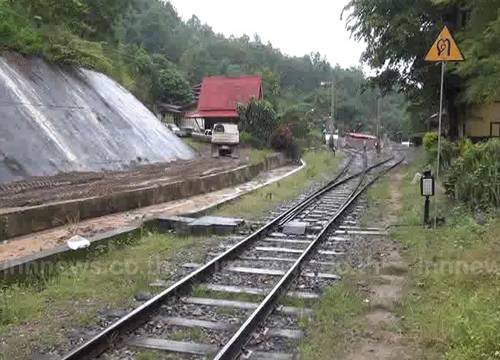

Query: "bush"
<box><xmin>0</xmin><ymin>4</ymin><xmax>42</xmax><ymax>54</ymax></box>
<box><xmin>41</xmin><ymin>26</ymin><xmax>112</xmax><ymax>73</ymax></box>
<box><xmin>249</xmin><ymin>136</ymin><xmax>267</xmax><ymax>149</ymax></box>
<box><xmin>239</xmin><ymin>131</ymin><xmax>266</xmax><ymax>149</ymax></box>
<box><xmin>280</xmin><ymin>106</ymin><xmax>309</xmax><ymax>139</ymax></box>
<box><xmin>445</xmin><ymin>139</ymin><xmax>500</xmax><ymax>209</ymax></box>
<box><xmin>271</xmin><ymin>124</ymin><xmax>303</xmax><ymax>160</ymax></box>
<box><xmin>424</xmin><ymin>132</ymin><xmax>438</xmax><ymax>151</ymax></box>
<box><xmin>239</xmin><ymin>131</ymin><xmax>253</xmax><ymax>144</ymax></box>
<box><xmin>270</xmin><ymin>124</ymin><xmax>291</xmax><ymax>149</ymax></box>
<box><xmin>307</xmin><ymin>129</ymin><xmax>324</xmax><ymax>148</ymax></box>
<box><xmin>238</xmin><ymin>99</ymin><xmax>279</xmax><ymax>144</ymax></box>
<box><xmin>0</xmin><ymin>4</ymin><xmax>112</xmax><ymax>73</ymax></box>
<box><xmin>423</xmin><ymin>132</ymin><xmax>459</xmax><ymax>170</ymax></box>
<box><xmin>284</xmin><ymin>137</ymin><xmax>304</xmax><ymax>161</ymax></box>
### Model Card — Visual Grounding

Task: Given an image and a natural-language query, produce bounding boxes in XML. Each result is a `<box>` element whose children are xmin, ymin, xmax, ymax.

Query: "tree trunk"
<box><xmin>446</xmin><ymin>87</ymin><xmax>460</xmax><ymax>141</ymax></box>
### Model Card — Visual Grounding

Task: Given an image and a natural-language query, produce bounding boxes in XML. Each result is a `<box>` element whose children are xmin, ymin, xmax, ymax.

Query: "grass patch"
<box><xmin>77</xmin><ymin>309</ymin><xmax>98</xmax><ymax>327</ymax></box>
<box><xmin>373</xmin><ymin>156</ymin><xmax>500</xmax><ymax>359</ymax></box>
<box><xmin>0</xmin><ymin>232</ymin><xmax>203</xmax><ymax>360</ymax></box>
<box><xmin>360</xmin><ymin>173</ymin><xmax>392</xmax><ymax>227</ymax></box>
<box><xmin>214</xmin><ymin>150</ymin><xmax>342</xmax><ymax>219</ymax></box>
<box><xmin>279</xmin><ymin>296</ymin><xmax>317</xmax><ymax>309</ymax></box>
<box><xmin>297</xmin><ymin>282</ymin><xmax>366</xmax><ymax>360</ymax></box>
<box><xmin>183</xmin><ymin>138</ymin><xmax>208</xmax><ymax>153</ymax></box>
<box><xmin>169</xmin><ymin>328</ymin><xmax>206</xmax><ymax>342</ymax></box>
<box><xmin>136</xmin><ymin>350</ymin><xmax>182</xmax><ymax>360</ymax></box>
<box><xmin>215</xmin><ymin>306</ymin><xmax>242</xmax><ymax>316</ymax></box>
<box><xmin>250</xmin><ymin>148</ymin><xmax>272</xmax><ymax>165</ymax></box>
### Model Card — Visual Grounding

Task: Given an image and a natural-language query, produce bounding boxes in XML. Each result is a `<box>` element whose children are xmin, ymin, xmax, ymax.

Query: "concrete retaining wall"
<box><xmin>1</xmin><ymin>227</ymin><xmax>142</xmax><ymax>282</ymax></box>
<box><xmin>0</xmin><ymin>154</ymin><xmax>286</xmax><ymax>241</ymax></box>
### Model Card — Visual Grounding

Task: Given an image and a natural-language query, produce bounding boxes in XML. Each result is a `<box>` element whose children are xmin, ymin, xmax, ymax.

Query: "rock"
<box><xmin>67</xmin><ymin>235</ymin><xmax>90</xmax><ymax>250</ymax></box>
<box><xmin>411</xmin><ymin>172</ymin><xmax>422</xmax><ymax>184</ymax></box>
<box><xmin>135</xmin><ymin>292</ymin><xmax>152</xmax><ymax>301</ymax></box>
<box><xmin>106</xmin><ymin>309</ymin><xmax>128</xmax><ymax>318</ymax></box>
<box><xmin>192</xmin><ymin>308</ymin><xmax>202</xmax><ymax>316</ymax></box>
<box><xmin>283</xmin><ymin>221</ymin><xmax>308</xmax><ymax>235</ymax></box>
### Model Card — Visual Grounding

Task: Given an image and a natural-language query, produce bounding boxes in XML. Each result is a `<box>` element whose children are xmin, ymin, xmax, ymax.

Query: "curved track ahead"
<box><xmin>59</xmin><ymin>150</ymin><xmax>404</xmax><ymax>360</ymax></box>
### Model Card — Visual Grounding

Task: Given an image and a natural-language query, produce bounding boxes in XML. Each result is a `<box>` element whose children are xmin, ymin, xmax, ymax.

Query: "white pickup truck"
<box><xmin>211</xmin><ymin>123</ymin><xmax>240</xmax><ymax>158</ymax></box>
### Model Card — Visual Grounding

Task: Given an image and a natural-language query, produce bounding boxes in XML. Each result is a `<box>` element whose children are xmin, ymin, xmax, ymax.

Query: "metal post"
<box><xmin>331</xmin><ymin>81</ymin><xmax>335</xmax><ymax>133</ymax></box>
<box><xmin>377</xmin><ymin>97</ymin><xmax>380</xmax><ymax>137</ymax></box>
<box><xmin>424</xmin><ymin>196</ymin><xmax>430</xmax><ymax>225</ymax></box>
<box><xmin>434</xmin><ymin>61</ymin><xmax>446</xmax><ymax>228</ymax></box>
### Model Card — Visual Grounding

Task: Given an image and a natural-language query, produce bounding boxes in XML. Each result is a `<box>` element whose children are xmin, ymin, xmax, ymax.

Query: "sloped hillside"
<box><xmin>0</xmin><ymin>54</ymin><xmax>195</xmax><ymax>183</ymax></box>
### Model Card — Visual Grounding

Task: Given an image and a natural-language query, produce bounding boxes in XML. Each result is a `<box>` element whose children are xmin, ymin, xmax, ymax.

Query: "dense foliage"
<box><xmin>424</xmin><ymin>131</ymin><xmax>460</xmax><ymax>170</ymax></box>
<box><xmin>0</xmin><ymin>0</ymin><xmax>406</xmax><ymax>139</ymax></box>
<box><xmin>446</xmin><ymin>139</ymin><xmax>500</xmax><ymax>209</ymax></box>
<box><xmin>424</xmin><ymin>133</ymin><xmax>500</xmax><ymax>209</ymax></box>
<box><xmin>238</xmin><ymin>99</ymin><xmax>278</xmax><ymax>148</ymax></box>
<box><xmin>270</xmin><ymin>124</ymin><xmax>303</xmax><ymax>161</ymax></box>
<box><xmin>345</xmin><ymin>0</ymin><xmax>500</xmax><ymax>139</ymax></box>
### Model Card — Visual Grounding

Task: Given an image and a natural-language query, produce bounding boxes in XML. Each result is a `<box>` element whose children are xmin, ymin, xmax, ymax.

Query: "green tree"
<box><xmin>456</xmin><ymin>0</ymin><xmax>500</xmax><ymax>103</ymax></box>
<box><xmin>157</xmin><ymin>66</ymin><xmax>193</xmax><ymax>104</ymax></box>
<box><xmin>280</xmin><ymin>105</ymin><xmax>309</xmax><ymax>138</ymax></box>
<box><xmin>0</xmin><ymin>0</ymin><xmax>408</xmax><ymax>133</ymax></box>
<box><xmin>343</xmin><ymin>0</ymin><xmax>464</xmax><ymax>138</ymax></box>
<box><xmin>80</xmin><ymin>0</ymin><xmax>132</xmax><ymax>39</ymax></box>
<box><xmin>11</xmin><ymin>0</ymin><xmax>86</xmax><ymax>26</ymax></box>
<box><xmin>238</xmin><ymin>99</ymin><xmax>278</xmax><ymax>146</ymax></box>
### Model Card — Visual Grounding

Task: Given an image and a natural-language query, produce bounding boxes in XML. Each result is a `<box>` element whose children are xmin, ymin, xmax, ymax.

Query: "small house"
<box><xmin>460</xmin><ymin>103</ymin><xmax>500</xmax><ymax>141</ymax></box>
<box><xmin>184</xmin><ymin>76</ymin><xmax>263</xmax><ymax>131</ymax></box>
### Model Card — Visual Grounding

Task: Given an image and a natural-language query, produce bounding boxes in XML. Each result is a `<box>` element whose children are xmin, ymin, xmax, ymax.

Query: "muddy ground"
<box><xmin>0</xmin><ymin>144</ymin><xmax>254</xmax><ymax>209</ymax></box>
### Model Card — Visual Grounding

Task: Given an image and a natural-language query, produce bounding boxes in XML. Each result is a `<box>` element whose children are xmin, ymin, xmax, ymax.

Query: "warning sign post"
<box><xmin>425</xmin><ymin>26</ymin><xmax>464</xmax><ymax>228</ymax></box>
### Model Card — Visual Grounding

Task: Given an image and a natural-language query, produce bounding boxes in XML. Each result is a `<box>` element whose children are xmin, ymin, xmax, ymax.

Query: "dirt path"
<box><xmin>343</xmin><ymin>170</ymin><xmax>407</xmax><ymax>360</ymax></box>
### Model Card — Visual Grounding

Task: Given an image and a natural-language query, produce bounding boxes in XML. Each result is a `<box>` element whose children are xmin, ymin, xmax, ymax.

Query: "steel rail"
<box><xmin>277</xmin><ymin>153</ymin><xmax>392</xmax><ymax>226</ymax></box>
<box><xmin>213</xmin><ymin>155</ymin><xmax>405</xmax><ymax>360</ymax></box>
<box><xmin>59</xmin><ymin>152</ymin><xmax>355</xmax><ymax>360</ymax></box>
<box><xmin>59</xmin><ymin>152</ymin><xmax>395</xmax><ymax>360</ymax></box>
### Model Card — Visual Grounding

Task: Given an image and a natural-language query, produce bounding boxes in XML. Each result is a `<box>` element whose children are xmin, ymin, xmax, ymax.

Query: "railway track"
<box><xmin>58</xmin><ymin>151</ymin><xmax>404</xmax><ymax>360</ymax></box>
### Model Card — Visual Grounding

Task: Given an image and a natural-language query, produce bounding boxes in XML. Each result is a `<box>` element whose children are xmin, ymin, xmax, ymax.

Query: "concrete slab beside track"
<box><xmin>0</xmin><ymin>158</ymin><xmax>304</xmax><ymax>269</ymax></box>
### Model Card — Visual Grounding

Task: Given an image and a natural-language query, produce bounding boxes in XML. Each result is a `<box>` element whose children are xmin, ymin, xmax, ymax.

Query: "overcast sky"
<box><xmin>168</xmin><ymin>0</ymin><xmax>366</xmax><ymax>69</ymax></box>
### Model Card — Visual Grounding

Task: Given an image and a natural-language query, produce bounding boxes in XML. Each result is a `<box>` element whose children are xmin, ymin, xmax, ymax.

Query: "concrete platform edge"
<box><xmin>0</xmin><ymin>154</ymin><xmax>287</xmax><ymax>241</ymax></box>
<box><xmin>0</xmin><ymin>158</ymin><xmax>305</xmax><ymax>280</ymax></box>
<box><xmin>185</xmin><ymin>159</ymin><xmax>306</xmax><ymax>218</ymax></box>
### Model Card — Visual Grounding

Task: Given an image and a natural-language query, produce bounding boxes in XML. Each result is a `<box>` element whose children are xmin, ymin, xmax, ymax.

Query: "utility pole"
<box><xmin>330</xmin><ymin>81</ymin><xmax>335</xmax><ymax>133</ymax></box>
<box><xmin>321</xmin><ymin>80</ymin><xmax>336</xmax><ymax>133</ymax></box>
<box><xmin>376</xmin><ymin>97</ymin><xmax>380</xmax><ymax>138</ymax></box>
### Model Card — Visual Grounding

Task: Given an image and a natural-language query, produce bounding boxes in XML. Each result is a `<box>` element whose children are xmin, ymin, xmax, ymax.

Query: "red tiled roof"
<box><xmin>198</xmin><ymin>76</ymin><xmax>263</xmax><ymax>112</ymax></box>
<box><xmin>185</xmin><ymin>110</ymin><xmax>239</xmax><ymax>118</ymax></box>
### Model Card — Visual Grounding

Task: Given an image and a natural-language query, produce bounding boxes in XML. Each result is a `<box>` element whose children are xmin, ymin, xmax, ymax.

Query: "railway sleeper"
<box><xmin>127</xmin><ymin>338</ymin><xmax>293</xmax><ymax>360</ymax></box>
<box><xmin>156</xmin><ymin>316</ymin><xmax>305</xmax><ymax>340</ymax></box>
<box><xmin>180</xmin><ymin>263</ymin><xmax>341</xmax><ymax>280</ymax></box>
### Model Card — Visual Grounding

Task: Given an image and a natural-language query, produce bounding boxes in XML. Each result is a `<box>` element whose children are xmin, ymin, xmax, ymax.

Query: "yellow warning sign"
<box><xmin>425</xmin><ymin>26</ymin><xmax>465</xmax><ymax>62</ymax></box>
